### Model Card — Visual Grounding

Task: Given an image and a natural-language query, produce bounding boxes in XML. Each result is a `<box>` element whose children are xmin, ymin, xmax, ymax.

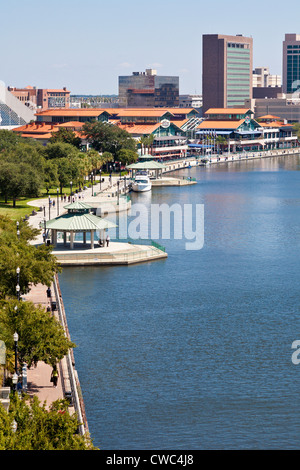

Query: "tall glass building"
<box><xmin>202</xmin><ymin>34</ymin><xmax>253</xmax><ymax>113</ymax></box>
<box><xmin>283</xmin><ymin>34</ymin><xmax>300</xmax><ymax>94</ymax></box>
<box><xmin>118</xmin><ymin>69</ymin><xmax>179</xmax><ymax>108</ymax></box>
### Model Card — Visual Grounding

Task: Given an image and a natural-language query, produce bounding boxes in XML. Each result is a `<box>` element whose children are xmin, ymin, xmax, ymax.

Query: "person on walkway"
<box><xmin>51</xmin><ymin>365</ymin><xmax>59</xmax><ymax>388</ymax></box>
<box><xmin>106</xmin><ymin>234</ymin><xmax>110</xmax><ymax>247</ymax></box>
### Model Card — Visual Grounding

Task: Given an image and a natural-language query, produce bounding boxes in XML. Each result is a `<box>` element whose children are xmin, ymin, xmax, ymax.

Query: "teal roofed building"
<box><xmin>46</xmin><ymin>201</ymin><xmax>117</xmax><ymax>249</ymax></box>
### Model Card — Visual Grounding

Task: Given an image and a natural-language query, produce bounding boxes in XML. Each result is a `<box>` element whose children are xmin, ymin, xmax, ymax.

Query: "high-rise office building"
<box><xmin>118</xmin><ymin>69</ymin><xmax>179</xmax><ymax>108</ymax></box>
<box><xmin>202</xmin><ymin>34</ymin><xmax>253</xmax><ymax>113</ymax></box>
<box><xmin>282</xmin><ymin>34</ymin><xmax>300</xmax><ymax>94</ymax></box>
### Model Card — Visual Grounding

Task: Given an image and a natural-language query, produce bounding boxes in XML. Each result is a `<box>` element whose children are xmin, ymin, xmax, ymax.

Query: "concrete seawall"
<box><xmin>53</xmin><ymin>274</ymin><xmax>89</xmax><ymax>436</ymax></box>
<box><xmin>159</xmin><ymin>146</ymin><xmax>300</xmax><ymax>174</ymax></box>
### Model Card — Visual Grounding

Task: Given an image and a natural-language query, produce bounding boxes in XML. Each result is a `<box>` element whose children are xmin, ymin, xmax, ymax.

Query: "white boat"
<box><xmin>131</xmin><ymin>171</ymin><xmax>152</xmax><ymax>192</ymax></box>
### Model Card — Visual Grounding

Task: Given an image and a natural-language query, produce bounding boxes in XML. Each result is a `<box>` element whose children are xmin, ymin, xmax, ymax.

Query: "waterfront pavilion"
<box><xmin>45</xmin><ymin>201</ymin><xmax>117</xmax><ymax>249</ymax></box>
<box><xmin>126</xmin><ymin>160</ymin><xmax>165</xmax><ymax>179</ymax></box>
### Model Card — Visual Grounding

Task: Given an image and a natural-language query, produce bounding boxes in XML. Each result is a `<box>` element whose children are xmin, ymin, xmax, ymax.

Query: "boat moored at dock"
<box><xmin>131</xmin><ymin>171</ymin><xmax>152</xmax><ymax>192</ymax></box>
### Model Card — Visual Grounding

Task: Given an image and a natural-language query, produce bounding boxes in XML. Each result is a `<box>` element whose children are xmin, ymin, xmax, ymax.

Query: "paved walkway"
<box><xmin>27</xmin><ymin>175</ymin><xmax>125</xmax><ymax>244</ymax></box>
<box><xmin>20</xmin><ymin>176</ymin><xmax>128</xmax><ymax>410</ymax></box>
<box><xmin>23</xmin><ymin>283</ymin><xmax>64</xmax><ymax>408</ymax></box>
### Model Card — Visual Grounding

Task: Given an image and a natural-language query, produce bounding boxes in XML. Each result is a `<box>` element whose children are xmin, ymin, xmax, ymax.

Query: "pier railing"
<box><xmin>124</xmin><ymin>237</ymin><xmax>166</xmax><ymax>252</ymax></box>
<box><xmin>53</xmin><ymin>275</ymin><xmax>86</xmax><ymax>436</ymax></box>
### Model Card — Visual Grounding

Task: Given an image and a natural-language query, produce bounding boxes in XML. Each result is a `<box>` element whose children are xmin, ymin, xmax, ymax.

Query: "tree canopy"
<box><xmin>0</xmin><ymin>395</ymin><xmax>96</xmax><ymax>450</ymax></box>
<box><xmin>82</xmin><ymin>121</ymin><xmax>137</xmax><ymax>156</ymax></box>
<box><xmin>0</xmin><ymin>216</ymin><xmax>59</xmax><ymax>298</ymax></box>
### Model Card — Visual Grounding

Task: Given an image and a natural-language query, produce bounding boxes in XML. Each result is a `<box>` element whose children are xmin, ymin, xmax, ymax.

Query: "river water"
<box><xmin>59</xmin><ymin>155</ymin><xmax>300</xmax><ymax>450</ymax></box>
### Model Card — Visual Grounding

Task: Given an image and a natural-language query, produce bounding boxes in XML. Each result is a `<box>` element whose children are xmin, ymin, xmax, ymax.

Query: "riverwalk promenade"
<box><xmin>22</xmin><ymin>277</ymin><xmax>88</xmax><ymax>436</ymax></box>
<box><xmin>27</xmin><ymin>175</ymin><xmax>168</xmax><ymax>266</ymax></box>
<box><xmin>21</xmin><ymin>175</ymin><xmax>166</xmax><ymax>436</ymax></box>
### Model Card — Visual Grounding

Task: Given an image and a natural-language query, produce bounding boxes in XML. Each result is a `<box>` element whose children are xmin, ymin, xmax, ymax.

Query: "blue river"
<box><xmin>59</xmin><ymin>154</ymin><xmax>300</xmax><ymax>450</ymax></box>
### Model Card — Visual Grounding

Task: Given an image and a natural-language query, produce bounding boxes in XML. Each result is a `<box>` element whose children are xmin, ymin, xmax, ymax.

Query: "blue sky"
<box><xmin>2</xmin><ymin>0</ymin><xmax>300</xmax><ymax>95</ymax></box>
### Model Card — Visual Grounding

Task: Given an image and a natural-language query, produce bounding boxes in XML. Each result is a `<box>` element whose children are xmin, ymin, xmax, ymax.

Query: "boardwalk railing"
<box><xmin>53</xmin><ymin>275</ymin><xmax>86</xmax><ymax>436</ymax></box>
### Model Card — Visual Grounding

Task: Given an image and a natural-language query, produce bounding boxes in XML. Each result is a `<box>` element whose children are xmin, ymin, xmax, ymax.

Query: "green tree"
<box><xmin>82</xmin><ymin>121</ymin><xmax>137</xmax><ymax>156</ymax></box>
<box><xmin>293</xmin><ymin>123</ymin><xmax>300</xmax><ymax>139</ymax></box>
<box><xmin>117</xmin><ymin>148</ymin><xmax>138</xmax><ymax>166</ymax></box>
<box><xmin>0</xmin><ymin>129</ymin><xmax>22</xmax><ymax>152</ymax></box>
<box><xmin>0</xmin><ymin>160</ymin><xmax>43</xmax><ymax>207</ymax></box>
<box><xmin>0</xmin><ymin>299</ymin><xmax>75</xmax><ymax>369</ymax></box>
<box><xmin>49</xmin><ymin>127</ymin><xmax>82</xmax><ymax>148</ymax></box>
<box><xmin>0</xmin><ymin>215</ymin><xmax>59</xmax><ymax>298</ymax></box>
<box><xmin>43</xmin><ymin>142</ymin><xmax>81</xmax><ymax>161</ymax></box>
<box><xmin>44</xmin><ymin>160</ymin><xmax>59</xmax><ymax>194</ymax></box>
<box><xmin>101</xmin><ymin>151</ymin><xmax>114</xmax><ymax>171</ymax></box>
<box><xmin>0</xmin><ymin>395</ymin><xmax>97</xmax><ymax>450</ymax></box>
<box><xmin>139</xmin><ymin>134</ymin><xmax>154</xmax><ymax>155</ymax></box>
<box><xmin>0</xmin><ymin>140</ymin><xmax>46</xmax><ymax>205</ymax></box>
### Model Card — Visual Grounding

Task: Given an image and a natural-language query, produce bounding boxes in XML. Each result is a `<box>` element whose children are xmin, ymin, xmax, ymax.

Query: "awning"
<box><xmin>188</xmin><ymin>144</ymin><xmax>211</xmax><ymax>148</ymax></box>
<box><xmin>196</xmin><ymin>130</ymin><xmax>232</xmax><ymax>135</ymax></box>
<box><xmin>236</xmin><ymin>130</ymin><xmax>262</xmax><ymax>135</ymax></box>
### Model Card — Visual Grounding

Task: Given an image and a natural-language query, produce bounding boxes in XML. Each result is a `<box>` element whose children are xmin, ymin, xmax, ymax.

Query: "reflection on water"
<box><xmin>59</xmin><ymin>155</ymin><xmax>300</xmax><ymax>450</ymax></box>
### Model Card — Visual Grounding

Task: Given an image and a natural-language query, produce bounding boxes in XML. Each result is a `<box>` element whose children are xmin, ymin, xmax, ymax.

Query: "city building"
<box><xmin>12</xmin><ymin>121</ymin><xmax>89</xmax><ymax>147</ymax></box>
<box><xmin>35</xmin><ymin>108</ymin><xmax>111</xmax><ymax>124</ymax></box>
<box><xmin>28</xmin><ymin>107</ymin><xmax>202</xmax><ymax>160</ymax></box>
<box><xmin>179</xmin><ymin>94</ymin><xmax>202</xmax><ymax>110</ymax></box>
<box><xmin>0</xmin><ymin>81</ymin><xmax>35</xmax><ymax>128</ymax></box>
<box><xmin>34</xmin><ymin>106</ymin><xmax>202</xmax><ymax>135</ymax></box>
<box><xmin>246</xmin><ymin>95</ymin><xmax>300</xmax><ymax>123</ymax></box>
<box><xmin>282</xmin><ymin>34</ymin><xmax>300</xmax><ymax>94</ymax></box>
<box><xmin>70</xmin><ymin>95</ymin><xmax>120</xmax><ymax>108</ymax></box>
<box><xmin>252</xmin><ymin>68</ymin><xmax>282</xmax><ymax>99</ymax></box>
<box><xmin>8</xmin><ymin>86</ymin><xmax>70</xmax><ymax>111</ymax></box>
<box><xmin>202</xmin><ymin>34</ymin><xmax>253</xmax><ymax>113</ymax></box>
<box><xmin>252</xmin><ymin>67</ymin><xmax>281</xmax><ymax>88</ymax></box>
<box><xmin>194</xmin><ymin>107</ymin><xmax>297</xmax><ymax>153</ymax></box>
<box><xmin>118</xmin><ymin>69</ymin><xmax>179</xmax><ymax>107</ymax></box>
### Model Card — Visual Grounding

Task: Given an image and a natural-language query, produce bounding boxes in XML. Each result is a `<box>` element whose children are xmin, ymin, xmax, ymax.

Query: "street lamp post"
<box><xmin>117</xmin><ymin>180</ymin><xmax>120</xmax><ymax>205</ymax></box>
<box><xmin>12</xmin><ymin>373</ymin><xmax>18</xmax><ymax>394</ymax></box>
<box><xmin>11</xmin><ymin>419</ymin><xmax>17</xmax><ymax>433</ymax></box>
<box><xmin>13</xmin><ymin>331</ymin><xmax>18</xmax><ymax>393</ymax></box>
<box><xmin>109</xmin><ymin>166</ymin><xmax>112</xmax><ymax>186</ymax></box>
<box><xmin>13</xmin><ymin>332</ymin><xmax>18</xmax><ymax>376</ymax></box>
<box><xmin>70</xmin><ymin>181</ymin><xmax>73</xmax><ymax>197</ymax></box>
<box><xmin>43</xmin><ymin>218</ymin><xmax>46</xmax><ymax>244</ymax></box>
<box><xmin>91</xmin><ymin>171</ymin><xmax>93</xmax><ymax>196</ymax></box>
<box><xmin>99</xmin><ymin>169</ymin><xmax>102</xmax><ymax>191</ymax></box>
<box><xmin>48</xmin><ymin>195</ymin><xmax>51</xmax><ymax>220</ymax></box>
<box><xmin>16</xmin><ymin>267</ymin><xmax>20</xmax><ymax>301</ymax></box>
<box><xmin>57</xmin><ymin>188</ymin><xmax>59</xmax><ymax>216</ymax></box>
<box><xmin>119</xmin><ymin>162</ymin><xmax>122</xmax><ymax>179</ymax></box>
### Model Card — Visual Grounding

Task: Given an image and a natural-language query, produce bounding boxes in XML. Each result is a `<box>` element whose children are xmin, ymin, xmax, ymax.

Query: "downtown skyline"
<box><xmin>2</xmin><ymin>0</ymin><xmax>300</xmax><ymax>95</ymax></box>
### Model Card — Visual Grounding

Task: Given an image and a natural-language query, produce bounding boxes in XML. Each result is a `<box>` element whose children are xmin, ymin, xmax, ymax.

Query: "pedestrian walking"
<box><xmin>50</xmin><ymin>365</ymin><xmax>59</xmax><ymax>388</ymax></box>
<box><xmin>106</xmin><ymin>234</ymin><xmax>110</xmax><ymax>247</ymax></box>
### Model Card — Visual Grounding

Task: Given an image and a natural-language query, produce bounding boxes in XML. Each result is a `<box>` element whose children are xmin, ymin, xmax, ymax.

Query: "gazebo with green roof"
<box><xmin>45</xmin><ymin>201</ymin><xmax>117</xmax><ymax>250</ymax></box>
<box><xmin>126</xmin><ymin>160</ymin><xmax>165</xmax><ymax>179</ymax></box>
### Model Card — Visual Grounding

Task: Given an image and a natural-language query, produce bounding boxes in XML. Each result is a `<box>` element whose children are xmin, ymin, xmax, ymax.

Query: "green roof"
<box><xmin>46</xmin><ymin>213</ymin><xmax>117</xmax><ymax>232</ymax></box>
<box><xmin>63</xmin><ymin>201</ymin><xmax>93</xmax><ymax>210</ymax></box>
<box><xmin>126</xmin><ymin>161</ymin><xmax>165</xmax><ymax>170</ymax></box>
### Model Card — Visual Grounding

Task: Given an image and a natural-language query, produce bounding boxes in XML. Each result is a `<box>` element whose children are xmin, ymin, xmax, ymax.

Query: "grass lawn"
<box><xmin>0</xmin><ymin>198</ymin><xmax>40</xmax><ymax>220</ymax></box>
<box><xmin>0</xmin><ymin>184</ymin><xmax>84</xmax><ymax>220</ymax></box>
